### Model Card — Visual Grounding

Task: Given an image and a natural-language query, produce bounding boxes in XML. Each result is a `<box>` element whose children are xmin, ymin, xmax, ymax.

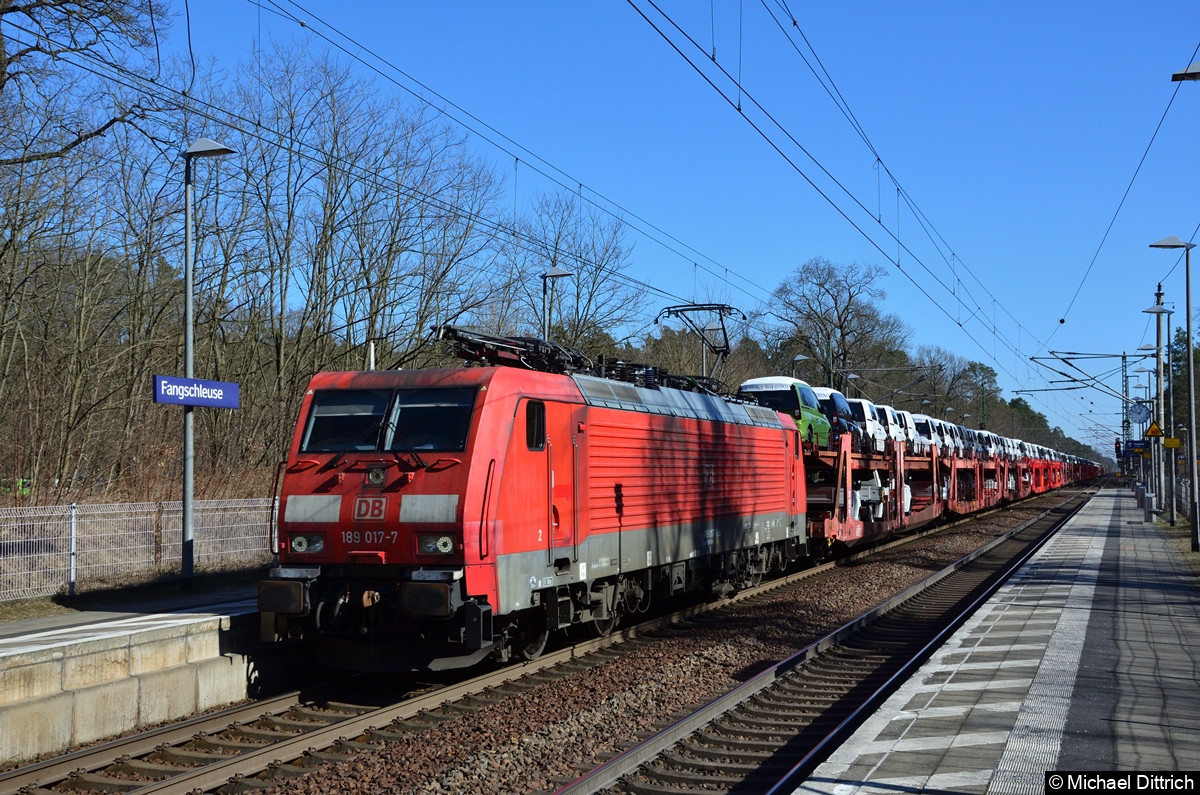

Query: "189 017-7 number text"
<box><xmin>341</xmin><ymin>531</ymin><xmax>399</xmax><ymax>544</ymax></box>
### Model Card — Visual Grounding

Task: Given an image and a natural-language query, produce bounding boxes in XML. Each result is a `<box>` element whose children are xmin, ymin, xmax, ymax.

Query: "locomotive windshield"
<box><xmin>300</xmin><ymin>387</ymin><xmax>476</xmax><ymax>453</ymax></box>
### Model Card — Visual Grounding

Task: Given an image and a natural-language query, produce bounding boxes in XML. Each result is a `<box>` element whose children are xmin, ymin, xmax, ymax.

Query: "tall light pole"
<box><xmin>182</xmin><ymin>138</ymin><xmax>235</xmax><ymax>588</ymax></box>
<box><xmin>1134</xmin><ymin>358</ymin><xmax>1159</xmax><ymax>504</ymax></box>
<box><xmin>1144</xmin><ymin>294</ymin><xmax>1173</xmax><ymax>520</ymax></box>
<box><xmin>1150</xmin><ymin>236</ymin><xmax>1197</xmax><ymax>550</ymax></box>
<box><xmin>1135</xmin><ymin>368</ymin><xmax>1154</xmax><ymax>487</ymax></box>
<box><xmin>1166</xmin><ymin>307</ymin><xmax>1176</xmax><ymax>525</ymax></box>
<box><xmin>791</xmin><ymin>354</ymin><xmax>808</xmax><ymax>379</ymax></box>
<box><xmin>541</xmin><ymin>265</ymin><xmax>572</xmax><ymax>340</ymax></box>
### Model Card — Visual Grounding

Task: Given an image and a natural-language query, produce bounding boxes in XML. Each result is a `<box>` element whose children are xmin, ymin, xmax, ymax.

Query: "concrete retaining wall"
<box><xmin>0</xmin><ymin>610</ymin><xmax>288</xmax><ymax>763</ymax></box>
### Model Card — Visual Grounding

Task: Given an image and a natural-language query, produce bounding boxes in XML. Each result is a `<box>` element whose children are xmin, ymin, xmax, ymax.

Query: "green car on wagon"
<box><xmin>738</xmin><ymin>376</ymin><xmax>833</xmax><ymax>449</ymax></box>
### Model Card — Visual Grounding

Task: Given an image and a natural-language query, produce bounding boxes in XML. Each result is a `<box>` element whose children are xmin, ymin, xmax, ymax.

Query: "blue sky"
<box><xmin>174</xmin><ymin>1</ymin><xmax>1200</xmax><ymax>454</ymax></box>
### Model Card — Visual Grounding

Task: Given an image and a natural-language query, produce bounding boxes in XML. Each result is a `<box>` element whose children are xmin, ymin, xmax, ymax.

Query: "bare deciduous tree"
<box><xmin>771</xmin><ymin>257</ymin><xmax>911</xmax><ymax>394</ymax></box>
<box><xmin>512</xmin><ymin>192</ymin><xmax>648</xmax><ymax>351</ymax></box>
<box><xmin>0</xmin><ymin>0</ymin><xmax>161</xmax><ymax>166</ymax></box>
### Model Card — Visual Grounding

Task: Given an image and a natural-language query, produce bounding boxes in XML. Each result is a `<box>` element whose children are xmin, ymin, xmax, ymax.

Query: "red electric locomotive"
<box><xmin>258</xmin><ymin>327</ymin><xmax>807</xmax><ymax>671</ymax></box>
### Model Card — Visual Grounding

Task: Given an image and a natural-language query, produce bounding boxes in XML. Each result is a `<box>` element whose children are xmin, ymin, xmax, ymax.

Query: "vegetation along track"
<box><xmin>560</xmin><ymin>487</ymin><xmax>1096</xmax><ymax>795</ymax></box>
<box><xmin>0</xmin><ymin>489</ymin><xmax>1094</xmax><ymax>795</ymax></box>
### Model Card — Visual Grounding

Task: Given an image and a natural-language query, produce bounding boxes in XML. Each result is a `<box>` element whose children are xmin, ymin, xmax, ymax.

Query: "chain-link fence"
<box><xmin>0</xmin><ymin>498</ymin><xmax>275</xmax><ymax>602</ymax></box>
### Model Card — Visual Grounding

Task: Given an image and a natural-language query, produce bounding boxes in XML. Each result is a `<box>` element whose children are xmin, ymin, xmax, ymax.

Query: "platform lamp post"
<box><xmin>182</xmin><ymin>138</ymin><xmax>235</xmax><ymax>589</ymax></box>
<box><xmin>1135</xmin><ymin>367</ymin><xmax>1154</xmax><ymax>494</ymax></box>
<box><xmin>1136</xmin><ymin>346</ymin><xmax>1162</xmax><ymax>503</ymax></box>
<box><xmin>791</xmin><ymin>354</ymin><xmax>808</xmax><ymax>379</ymax></box>
<box><xmin>541</xmin><ymin>265</ymin><xmax>572</xmax><ymax>340</ymax></box>
<box><xmin>1164</xmin><ymin>307</ymin><xmax>1177</xmax><ymax>525</ymax></box>
<box><xmin>1144</xmin><ymin>297</ymin><xmax>1173</xmax><ymax>520</ymax></box>
<box><xmin>1149</xmin><ymin>236</ymin><xmax>1197</xmax><ymax>550</ymax></box>
<box><xmin>1134</xmin><ymin>359</ymin><xmax>1158</xmax><ymax>503</ymax></box>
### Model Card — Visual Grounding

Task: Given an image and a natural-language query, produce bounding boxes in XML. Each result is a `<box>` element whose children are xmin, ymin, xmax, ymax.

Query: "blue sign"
<box><xmin>154</xmin><ymin>376</ymin><xmax>240</xmax><ymax>409</ymax></box>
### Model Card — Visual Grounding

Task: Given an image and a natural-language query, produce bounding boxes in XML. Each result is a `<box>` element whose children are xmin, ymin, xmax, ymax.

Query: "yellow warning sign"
<box><xmin>1165</xmin><ymin>437</ymin><xmax>1181</xmax><ymax>449</ymax></box>
<box><xmin>1146</xmin><ymin>421</ymin><xmax>1164</xmax><ymax>437</ymax></box>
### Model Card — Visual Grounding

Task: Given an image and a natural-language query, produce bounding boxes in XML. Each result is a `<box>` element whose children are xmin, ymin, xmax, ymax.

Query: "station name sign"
<box><xmin>154</xmin><ymin>375</ymin><xmax>240</xmax><ymax>409</ymax></box>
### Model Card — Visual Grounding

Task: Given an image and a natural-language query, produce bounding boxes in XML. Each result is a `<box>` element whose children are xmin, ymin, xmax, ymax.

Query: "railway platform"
<box><xmin>0</xmin><ymin>582</ymin><xmax>278</xmax><ymax>763</ymax></box>
<box><xmin>794</xmin><ymin>485</ymin><xmax>1200</xmax><ymax>795</ymax></box>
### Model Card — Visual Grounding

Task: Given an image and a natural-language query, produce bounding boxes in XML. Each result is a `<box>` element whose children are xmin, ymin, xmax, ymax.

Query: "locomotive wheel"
<box><xmin>742</xmin><ymin>549</ymin><xmax>765</xmax><ymax>589</ymax></box>
<box><xmin>514</xmin><ymin>613</ymin><xmax>549</xmax><ymax>661</ymax></box>
<box><xmin>589</xmin><ymin>611</ymin><xmax>620</xmax><ymax>638</ymax></box>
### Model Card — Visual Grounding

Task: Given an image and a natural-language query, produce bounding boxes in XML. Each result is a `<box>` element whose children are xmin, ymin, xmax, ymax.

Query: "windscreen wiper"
<box><xmin>325</xmin><ymin>420</ymin><xmax>383</xmax><ymax>470</ymax></box>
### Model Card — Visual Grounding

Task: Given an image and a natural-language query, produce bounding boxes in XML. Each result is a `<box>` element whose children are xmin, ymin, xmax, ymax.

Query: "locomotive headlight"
<box><xmin>289</xmin><ymin>534</ymin><xmax>325</xmax><ymax>554</ymax></box>
<box><xmin>418</xmin><ymin>534</ymin><xmax>456</xmax><ymax>555</ymax></box>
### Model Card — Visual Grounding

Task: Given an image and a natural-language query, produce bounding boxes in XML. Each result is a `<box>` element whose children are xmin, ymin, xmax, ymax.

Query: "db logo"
<box><xmin>353</xmin><ymin>497</ymin><xmax>388</xmax><ymax>521</ymax></box>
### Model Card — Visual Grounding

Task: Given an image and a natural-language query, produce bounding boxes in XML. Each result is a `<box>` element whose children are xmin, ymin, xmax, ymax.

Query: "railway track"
<box><xmin>555</xmin><ymin>488</ymin><xmax>1094</xmax><ymax>794</ymax></box>
<box><xmin>1</xmin><ymin>583</ymin><xmax>782</xmax><ymax>794</ymax></box>
<box><xmin>0</xmin><ymin>492</ymin><xmax>1090</xmax><ymax>795</ymax></box>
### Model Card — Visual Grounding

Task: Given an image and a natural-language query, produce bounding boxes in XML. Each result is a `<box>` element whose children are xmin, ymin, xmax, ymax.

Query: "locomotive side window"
<box><xmin>526</xmin><ymin>400</ymin><xmax>546</xmax><ymax>450</ymax></box>
<box><xmin>300</xmin><ymin>389</ymin><xmax>391</xmax><ymax>452</ymax></box>
<box><xmin>385</xmin><ymin>387</ymin><xmax>476</xmax><ymax>452</ymax></box>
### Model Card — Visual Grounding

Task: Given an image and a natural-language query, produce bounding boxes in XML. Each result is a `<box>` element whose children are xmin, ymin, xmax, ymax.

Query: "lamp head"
<box><xmin>1172</xmin><ymin>60</ymin><xmax>1200</xmax><ymax>82</ymax></box>
<box><xmin>1150</xmin><ymin>235</ymin><xmax>1195</xmax><ymax>251</ymax></box>
<box><xmin>542</xmin><ymin>265</ymin><xmax>573</xmax><ymax>280</ymax></box>
<box><xmin>185</xmin><ymin>138</ymin><xmax>235</xmax><ymax>159</ymax></box>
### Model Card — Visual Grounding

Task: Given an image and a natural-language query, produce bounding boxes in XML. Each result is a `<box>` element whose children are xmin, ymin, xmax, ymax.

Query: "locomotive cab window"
<box><xmin>385</xmin><ymin>387</ymin><xmax>476</xmax><ymax>452</ymax></box>
<box><xmin>301</xmin><ymin>389</ymin><xmax>390</xmax><ymax>451</ymax></box>
<box><xmin>526</xmin><ymin>400</ymin><xmax>546</xmax><ymax>450</ymax></box>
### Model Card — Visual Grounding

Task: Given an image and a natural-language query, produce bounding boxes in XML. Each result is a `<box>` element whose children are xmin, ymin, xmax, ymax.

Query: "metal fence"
<box><xmin>0</xmin><ymin>498</ymin><xmax>275</xmax><ymax>602</ymax></box>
